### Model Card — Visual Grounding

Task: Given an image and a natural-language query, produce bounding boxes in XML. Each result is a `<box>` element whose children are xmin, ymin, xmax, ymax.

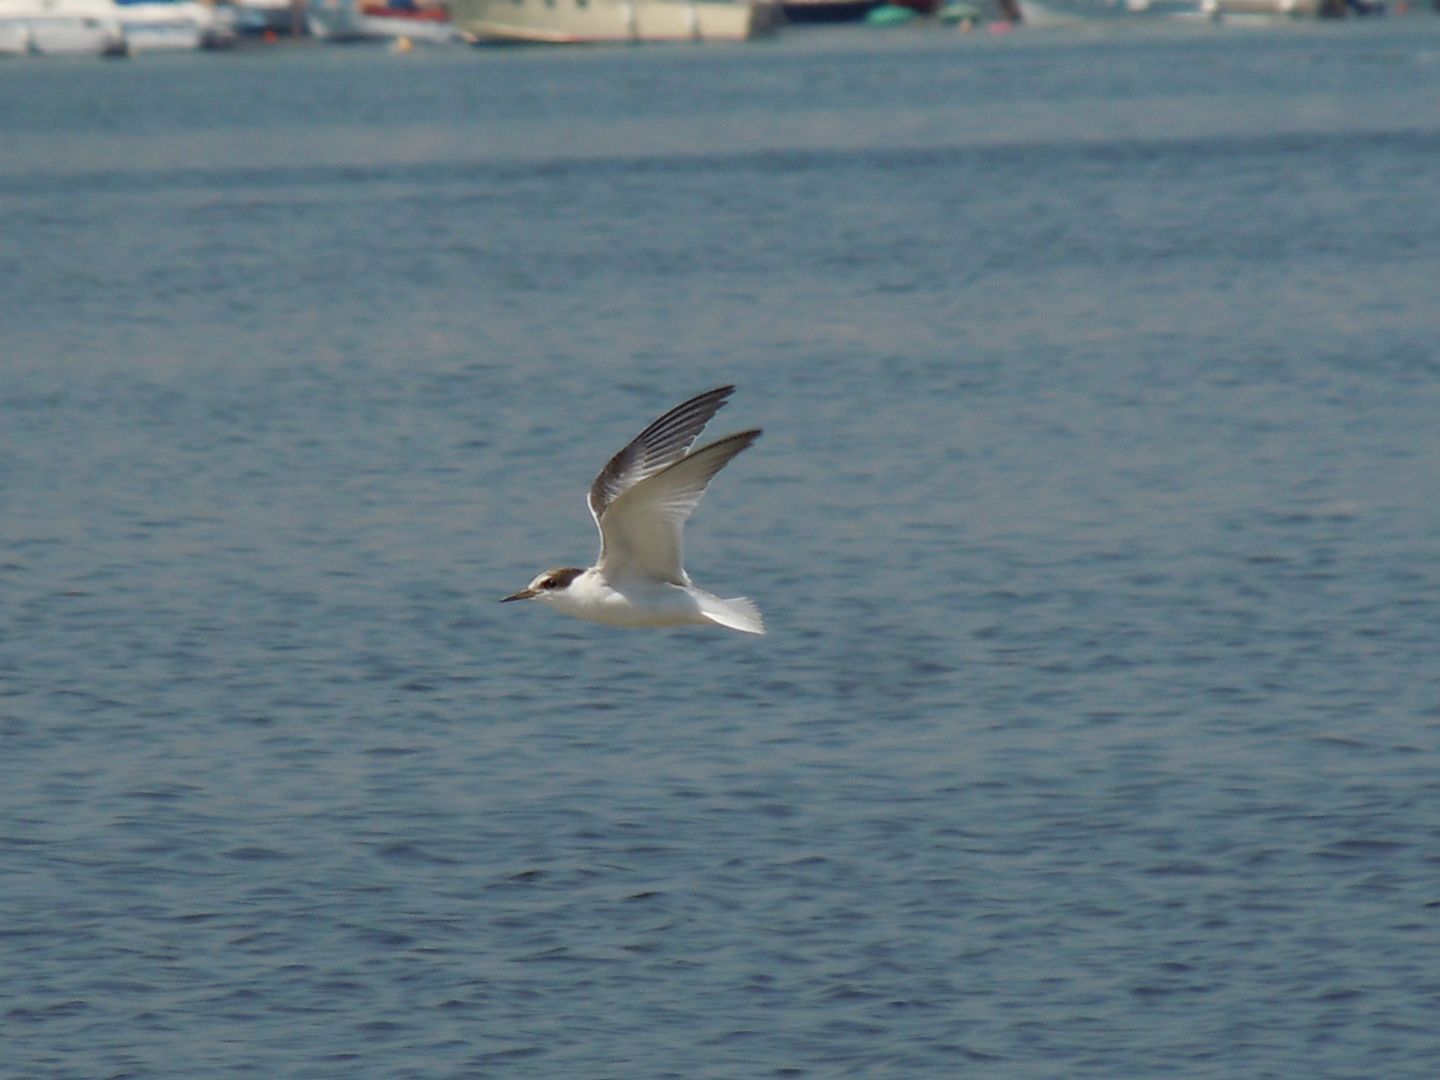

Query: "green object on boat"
<box><xmin>865</xmin><ymin>3</ymin><xmax>919</xmax><ymax>24</ymax></box>
<box><xmin>938</xmin><ymin>0</ymin><xmax>983</xmax><ymax>20</ymax></box>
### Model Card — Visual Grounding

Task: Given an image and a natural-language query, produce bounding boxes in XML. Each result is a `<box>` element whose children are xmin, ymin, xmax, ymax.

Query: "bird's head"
<box><xmin>501</xmin><ymin>566</ymin><xmax>585</xmax><ymax>606</ymax></box>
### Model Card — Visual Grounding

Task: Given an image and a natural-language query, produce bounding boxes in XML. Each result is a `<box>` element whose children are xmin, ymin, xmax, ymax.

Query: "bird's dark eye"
<box><xmin>541</xmin><ymin>578</ymin><xmax>556</xmax><ymax>589</ymax></box>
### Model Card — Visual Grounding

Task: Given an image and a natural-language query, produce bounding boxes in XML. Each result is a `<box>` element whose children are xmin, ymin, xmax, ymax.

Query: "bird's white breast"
<box><xmin>545</xmin><ymin>570</ymin><xmax>708</xmax><ymax>628</ymax></box>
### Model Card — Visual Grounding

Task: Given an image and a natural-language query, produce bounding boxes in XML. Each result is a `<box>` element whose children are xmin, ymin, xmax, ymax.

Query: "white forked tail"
<box><xmin>697</xmin><ymin>593</ymin><xmax>766</xmax><ymax>636</ymax></box>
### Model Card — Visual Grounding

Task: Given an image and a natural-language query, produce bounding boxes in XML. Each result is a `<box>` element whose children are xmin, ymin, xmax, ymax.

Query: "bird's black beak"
<box><xmin>500</xmin><ymin>588</ymin><xmax>537</xmax><ymax>603</ymax></box>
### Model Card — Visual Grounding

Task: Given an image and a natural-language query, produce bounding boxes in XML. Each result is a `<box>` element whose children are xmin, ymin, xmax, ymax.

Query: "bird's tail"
<box><xmin>698</xmin><ymin>593</ymin><xmax>766</xmax><ymax>636</ymax></box>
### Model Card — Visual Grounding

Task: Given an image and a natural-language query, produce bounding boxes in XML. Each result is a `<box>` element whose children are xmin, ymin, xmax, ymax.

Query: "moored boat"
<box><xmin>0</xmin><ymin>0</ymin><xmax>127</xmax><ymax>54</ymax></box>
<box><xmin>1015</xmin><ymin>0</ymin><xmax>1203</xmax><ymax>22</ymax></box>
<box><xmin>779</xmin><ymin>0</ymin><xmax>884</xmax><ymax>20</ymax></box>
<box><xmin>229</xmin><ymin>0</ymin><xmax>303</xmax><ymax>34</ymax></box>
<box><xmin>307</xmin><ymin>0</ymin><xmax>460</xmax><ymax>42</ymax></box>
<box><xmin>114</xmin><ymin>0</ymin><xmax>235</xmax><ymax>49</ymax></box>
<box><xmin>450</xmin><ymin>0</ymin><xmax>779</xmax><ymax>43</ymax></box>
<box><xmin>1201</xmin><ymin>0</ymin><xmax>1368</xmax><ymax>19</ymax></box>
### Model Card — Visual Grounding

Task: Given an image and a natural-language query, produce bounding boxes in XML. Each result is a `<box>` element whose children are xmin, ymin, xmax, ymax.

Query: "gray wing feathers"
<box><xmin>598</xmin><ymin>429</ymin><xmax>762</xmax><ymax>582</ymax></box>
<box><xmin>588</xmin><ymin>386</ymin><xmax>735</xmax><ymax>523</ymax></box>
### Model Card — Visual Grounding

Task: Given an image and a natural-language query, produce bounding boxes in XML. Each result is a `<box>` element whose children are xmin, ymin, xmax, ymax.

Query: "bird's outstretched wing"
<box><xmin>588</xmin><ymin>386</ymin><xmax>735</xmax><ymax>527</ymax></box>
<box><xmin>597</xmin><ymin>429</ymin><xmax>761</xmax><ymax>584</ymax></box>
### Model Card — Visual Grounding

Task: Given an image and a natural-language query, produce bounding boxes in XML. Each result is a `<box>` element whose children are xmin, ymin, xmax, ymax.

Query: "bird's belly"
<box><xmin>569</xmin><ymin>584</ymin><xmax>704</xmax><ymax>628</ymax></box>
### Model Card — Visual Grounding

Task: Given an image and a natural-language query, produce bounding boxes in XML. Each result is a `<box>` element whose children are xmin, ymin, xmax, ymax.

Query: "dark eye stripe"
<box><xmin>537</xmin><ymin>567</ymin><xmax>584</xmax><ymax>592</ymax></box>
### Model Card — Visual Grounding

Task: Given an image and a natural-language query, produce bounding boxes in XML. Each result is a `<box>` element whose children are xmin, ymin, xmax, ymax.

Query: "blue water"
<box><xmin>4</xmin><ymin>20</ymin><xmax>1440</xmax><ymax>1077</ymax></box>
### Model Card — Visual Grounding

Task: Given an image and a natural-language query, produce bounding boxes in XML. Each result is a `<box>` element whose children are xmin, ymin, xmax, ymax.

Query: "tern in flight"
<box><xmin>501</xmin><ymin>386</ymin><xmax>764</xmax><ymax>635</ymax></box>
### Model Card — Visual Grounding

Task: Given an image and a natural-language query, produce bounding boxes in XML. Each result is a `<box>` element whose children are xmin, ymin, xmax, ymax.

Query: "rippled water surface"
<box><xmin>4</xmin><ymin>20</ymin><xmax>1440</xmax><ymax>1078</ymax></box>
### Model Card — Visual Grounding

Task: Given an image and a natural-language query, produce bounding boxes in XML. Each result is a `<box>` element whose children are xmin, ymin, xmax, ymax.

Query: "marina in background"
<box><xmin>0</xmin><ymin>0</ymin><xmax>1421</xmax><ymax>54</ymax></box>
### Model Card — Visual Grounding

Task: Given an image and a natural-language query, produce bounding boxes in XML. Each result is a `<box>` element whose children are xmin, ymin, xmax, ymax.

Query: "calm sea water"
<box><xmin>4</xmin><ymin>20</ymin><xmax>1440</xmax><ymax>1078</ymax></box>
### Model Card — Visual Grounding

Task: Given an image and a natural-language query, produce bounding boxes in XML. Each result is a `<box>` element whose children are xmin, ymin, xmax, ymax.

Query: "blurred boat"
<box><xmin>450</xmin><ymin>0</ymin><xmax>779</xmax><ymax>43</ymax></box>
<box><xmin>0</xmin><ymin>0</ymin><xmax>127</xmax><ymax>53</ymax></box>
<box><xmin>1201</xmin><ymin>0</ymin><xmax>1375</xmax><ymax>18</ymax></box>
<box><xmin>114</xmin><ymin>0</ymin><xmax>235</xmax><ymax>48</ymax></box>
<box><xmin>781</xmin><ymin>0</ymin><xmax>934</xmax><ymax>20</ymax></box>
<box><xmin>307</xmin><ymin>0</ymin><xmax>460</xmax><ymax>41</ymax></box>
<box><xmin>229</xmin><ymin>0</ymin><xmax>302</xmax><ymax>33</ymax></box>
<box><xmin>778</xmin><ymin>0</ymin><xmax>884</xmax><ymax>20</ymax></box>
<box><xmin>1016</xmin><ymin>0</ymin><xmax>1203</xmax><ymax>22</ymax></box>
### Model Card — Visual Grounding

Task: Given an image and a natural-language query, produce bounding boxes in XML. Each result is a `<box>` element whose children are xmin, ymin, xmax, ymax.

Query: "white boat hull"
<box><xmin>0</xmin><ymin>0</ymin><xmax>127</xmax><ymax>54</ymax></box>
<box><xmin>1017</xmin><ymin>0</ymin><xmax>1204</xmax><ymax>21</ymax></box>
<box><xmin>116</xmin><ymin>0</ymin><xmax>235</xmax><ymax>49</ymax></box>
<box><xmin>450</xmin><ymin>0</ymin><xmax>774</xmax><ymax>43</ymax></box>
